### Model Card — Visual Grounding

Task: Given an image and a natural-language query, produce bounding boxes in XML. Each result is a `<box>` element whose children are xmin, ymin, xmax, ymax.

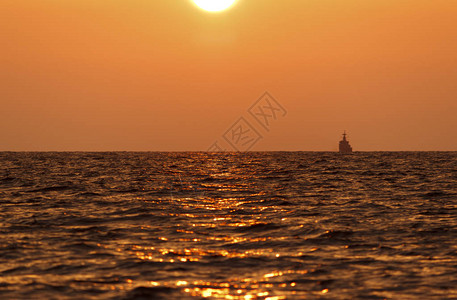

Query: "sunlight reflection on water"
<box><xmin>1</xmin><ymin>152</ymin><xmax>457</xmax><ymax>299</ymax></box>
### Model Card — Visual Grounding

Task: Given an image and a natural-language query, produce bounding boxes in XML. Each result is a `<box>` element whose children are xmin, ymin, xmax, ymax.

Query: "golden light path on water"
<box><xmin>96</xmin><ymin>186</ymin><xmax>333</xmax><ymax>300</ymax></box>
<box><xmin>2</xmin><ymin>152</ymin><xmax>457</xmax><ymax>299</ymax></box>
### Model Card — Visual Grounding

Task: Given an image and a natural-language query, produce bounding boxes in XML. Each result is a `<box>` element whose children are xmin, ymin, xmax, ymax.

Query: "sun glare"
<box><xmin>192</xmin><ymin>0</ymin><xmax>237</xmax><ymax>12</ymax></box>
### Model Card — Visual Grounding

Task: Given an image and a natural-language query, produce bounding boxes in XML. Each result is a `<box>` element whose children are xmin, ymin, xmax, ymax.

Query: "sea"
<box><xmin>1</xmin><ymin>152</ymin><xmax>457</xmax><ymax>299</ymax></box>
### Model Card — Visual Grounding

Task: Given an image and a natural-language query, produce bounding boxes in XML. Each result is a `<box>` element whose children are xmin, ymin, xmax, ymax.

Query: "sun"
<box><xmin>192</xmin><ymin>0</ymin><xmax>237</xmax><ymax>12</ymax></box>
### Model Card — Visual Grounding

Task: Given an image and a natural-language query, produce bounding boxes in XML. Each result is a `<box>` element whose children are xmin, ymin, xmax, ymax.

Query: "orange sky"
<box><xmin>1</xmin><ymin>0</ymin><xmax>456</xmax><ymax>151</ymax></box>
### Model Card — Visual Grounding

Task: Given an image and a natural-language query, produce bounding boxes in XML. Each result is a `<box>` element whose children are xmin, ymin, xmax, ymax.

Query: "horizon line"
<box><xmin>1</xmin><ymin>150</ymin><xmax>457</xmax><ymax>153</ymax></box>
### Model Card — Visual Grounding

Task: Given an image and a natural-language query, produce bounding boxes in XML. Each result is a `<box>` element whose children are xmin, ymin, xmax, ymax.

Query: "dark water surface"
<box><xmin>1</xmin><ymin>152</ymin><xmax>457</xmax><ymax>299</ymax></box>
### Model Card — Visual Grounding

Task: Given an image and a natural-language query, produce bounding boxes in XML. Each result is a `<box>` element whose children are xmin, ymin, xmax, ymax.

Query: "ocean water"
<box><xmin>1</xmin><ymin>152</ymin><xmax>457</xmax><ymax>299</ymax></box>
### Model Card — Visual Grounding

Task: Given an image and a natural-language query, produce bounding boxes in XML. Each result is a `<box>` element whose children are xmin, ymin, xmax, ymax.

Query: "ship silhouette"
<box><xmin>339</xmin><ymin>131</ymin><xmax>353</xmax><ymax>154</ymax></box>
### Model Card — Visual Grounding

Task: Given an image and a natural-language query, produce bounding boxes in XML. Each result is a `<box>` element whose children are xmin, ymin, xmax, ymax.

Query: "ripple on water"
<box><xmin>0</xmin><ymin>152</ymin><xmax>457</xmax><ymax>299</ymax></box>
